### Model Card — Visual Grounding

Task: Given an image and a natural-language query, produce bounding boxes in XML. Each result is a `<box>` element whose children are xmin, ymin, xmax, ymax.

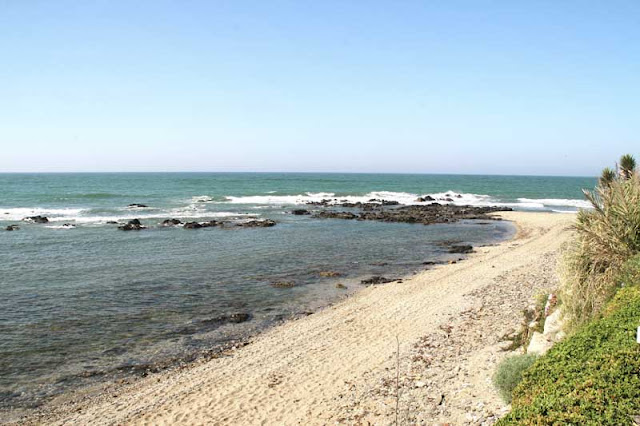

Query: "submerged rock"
<box><xmin>291</xmin><ymin>209</ymin><xmax>311</xmax><ymax>215</ymax></box>
<box><xmin>271</xmin><ymin>281</ymin><xmax>296</xmax><ymax>288</ymax></box>
<box><xmin>118</xmin><ymin>219</ymin><xmax>146</xmax><ymax>231</ymax></box>
<box><xmin>183</xmin><ymin>220</ymin><xmax>218</xmax><ymax>229</ymax></box>
<box><xmin>127</xmin><ymin>203</ymin><xmax>148</xmax><ymax>208</ymax></box>
<box><xmin>361</xmin><ymin>276</ymin><xmax>397</xmax><ymax>285</ymax></box>
<box><xmin>448</xmin><ymin>245</ymin><xmax>474</xmax><ymax>254</ymax></box>
<box><xmin>5</xmin><ymin>225</ymin><xmax>20</xmax><ymax>231</ymax></box>
<box><xmin>236</xmin><ymin>219</ymin><xmax>276</xmax><ymax>228</ymax></box>
<box><xmin>318</xmin><ymin>271</ymin><xmax>342</xmax><ymax>277</ymax></box>
<box><xmin>23</xmin><ymin>215</ymin><xmax>49</xmax><ymax>223</ymax></box>
<box><xmin>161</xmin><ymin>219</ymin><xmax>183</xmax><ymax>227</ymax></box>
<box><xmin>314</xmin><ymin>211</ymin><xmax>358</xmax><ymax>220</ymax></box>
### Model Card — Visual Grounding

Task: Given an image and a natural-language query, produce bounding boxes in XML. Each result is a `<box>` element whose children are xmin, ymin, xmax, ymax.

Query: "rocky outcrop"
<box><xmin>291</xmin><ymin>209</ymin><xmax>311</xmax><ymax>215</ymax></box>
<box><xmin>127</xmin><ymin>204</ymin><xmax>148</xmax><ymax>208</ymax></box>
<box><xmin>361</xmin><ymin>276</ymin><xmax>397</xmax><ymax>285</ymax></box>
<box><xmin>5</xmin><ymin>225</ymin><xmax>20</xmax><ymax>231</ymax></box>
<box><xmin>448</xmin><ymin>245</ymin><xmax>474</xmax><ymax>254</ymax></box>
<box><xmin>416</xmin><ymin>195</ymin><xmax>435</xmax><ymax>202</ymax></box>
<box><xmin>161</xmin><ymin>219</ymin><xmax>183</xmax><ymax>227</ymax></box>
<box><xmin>527</xmin><ymin>309</ymin><xmax>566</xmax><ymax>355</ymax></box>
<box><xmin>118</xmin><ymin>219</ymin><xmax>146</xmax><ymax>231</ymax></box>
<box><xmin>23</xmin><ymin>215</ymin><xmax>49</xmax><ymax>223</ymax></box>
<box><xmin>271</xmin><ymin>281</ymin><xmax>296</xmax><ymax>288</ymax></box>
<box><xmin>236</xmin><ymin>219</ymin><xmax>276</xmax><ymax>228</ymax></box>
<box><xmin>314</xmin><ymin>204</ymin><xmax>511</xmax><ymax>226</ymax></box>
<box><xmin>183</xmin><ymin>220</ymin><xmax>218</xmax><ymax>229</ymax></box>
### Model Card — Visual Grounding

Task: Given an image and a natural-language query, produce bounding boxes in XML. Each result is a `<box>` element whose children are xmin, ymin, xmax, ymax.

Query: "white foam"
<box><xmin>191</xmin><ymin>195</ymin><xmax>214</xmax><ymax>203</ymax></box>
<box><xmin>0</xmin><ymin>207</ymin><xmax>86</xmax><ymax>222</ymax></box>
<box><xmin>517</xmin><ymin>198</ymin><xmax>592</xmax><ymax>209</ymax></box>
<box><xmin>45</xmin><ymin>224</ymin><xmax>76</xmax><ymax>229</ymax></box>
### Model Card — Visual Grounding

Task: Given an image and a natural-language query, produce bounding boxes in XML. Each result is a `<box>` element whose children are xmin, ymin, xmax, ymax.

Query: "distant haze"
<box><xmin>1</xmin><ymin>1</ymin><xmax>639</xmax><ymax>175</ymax></box>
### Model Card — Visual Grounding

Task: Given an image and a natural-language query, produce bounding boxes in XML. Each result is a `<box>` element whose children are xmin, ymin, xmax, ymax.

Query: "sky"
<box><xmin>1</xmin><ymin>1</ymin><xmax>639</xmax><ymax>175</ymax></box>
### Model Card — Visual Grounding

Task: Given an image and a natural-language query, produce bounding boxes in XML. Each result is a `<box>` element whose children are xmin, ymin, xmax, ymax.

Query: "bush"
<box><xmin>498</xmin><ymin>284</ymin><xmax>640</xmax><ymax>425</ymax></box>
<box><xmin>492</xmin><ymin>354</ymin><xmax>538</xmax><ymax>403</ymax></box>
<box><xmin>562</xmin><ymin>170</ymin><xmax>640</xmax><ymax>328</ymax></box>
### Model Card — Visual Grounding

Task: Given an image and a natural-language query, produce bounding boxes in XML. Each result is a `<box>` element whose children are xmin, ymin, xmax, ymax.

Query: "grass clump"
<box><xmin>562</xmin><ymin>154</ymin><xmax>640</xmax><ymax>328</ymax></box>
<box><xmin>498</xmin><ymin>284</ymin><xmax>640</xmax><ymax>425</ymax></box>
<box><xmin>492</xmin><ymin>354</ymin><xmax>538</xmax><ymax>403</ymax></box>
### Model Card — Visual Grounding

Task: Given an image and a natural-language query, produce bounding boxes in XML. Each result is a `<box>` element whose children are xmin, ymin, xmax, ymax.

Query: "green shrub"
<box><xmin>498</xmin><ymin>285</ymin><xmax>640</xmax><ymax>425</ymax></box>
<box><xmin>492</xmin><ymin>354</ymin><xmax>538</xmax><ymax>403</ymax></box>
<box><xmin>562</xmin><ymin>168</ymin><xmax>640</xmax><ymax>328</ymax></box>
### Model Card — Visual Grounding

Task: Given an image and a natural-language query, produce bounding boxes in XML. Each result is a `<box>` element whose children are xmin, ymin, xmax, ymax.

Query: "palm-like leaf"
<box><xmin>619</xmin><ymin>154</ymin><xmax>636</xmax><ymax>180</ymax></box>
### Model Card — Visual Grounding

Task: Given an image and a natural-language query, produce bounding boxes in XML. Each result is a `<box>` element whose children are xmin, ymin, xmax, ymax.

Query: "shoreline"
<box><xmin>11</xmin><ymin>211</ymin><xmax>574</xmax><ymax>425</ymax></box>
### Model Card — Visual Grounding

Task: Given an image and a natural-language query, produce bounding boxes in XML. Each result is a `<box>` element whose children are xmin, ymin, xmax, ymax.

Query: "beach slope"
<box><xmin>38</xmin><ymin>211</ymin><xmax>574</xmax><ymax>425</ymax></box>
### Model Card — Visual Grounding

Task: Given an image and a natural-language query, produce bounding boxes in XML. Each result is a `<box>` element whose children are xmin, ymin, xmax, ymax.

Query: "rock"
<box><xmin>106</xmin><ymin>221</ymin><xmax>119</xmax><ymax>224</ymax></box>
<box><xmin>60</xmin><ymin>223</ymin><xmax>75</xmax><ymax>228</ymax></box>
<box><xmin>5</xmin><ymin>225</ymin><xmax>19</xmax><ymax>231</ymax></box>
<box><xmin>448</xmin><ymin>245</ymin><xmax>474</xmax><ymax>254</ymax></box>
<box><xmin>291</xmin><ymin>209</ymin><xmax>311</xmax><ymax>215</ymax></box>
<box><xmin>313</xmin><ymin>211</ymin><xmax>358</xmax><ymax>220</ymax></box>
<box><xmin>228</xmin><ymin>313</ymin><xmax>251</xmax><ymax>323</ymax></box>
<box><xmin>416</xmin><ymin>195</ymin><xmax>435</xmax><ymax>202</ymax></box>
<box><xmin>271</xmin><ymin>281</ymin><xmax>295</xmax><ymax>288</ymax></box>
<box><xmin>127</xmin><ymin>204</ymin><xmax>148</xmax><ymax>208</ymax></box>
<box><xmin>335</xmin><ymin>283</ymin><xmax>347</xmax><ymax>289</ymax></box>
<box><xmin>118</xmin><ymin>219</ymin><xmax>146</xmax><ymax>231</ymax></box>
<box><xmin>184</xmin><ymin>220</ymin><xmax>218</xmax><ymax>229</ymax></box>
<box><xmin>527</xmin><ymin>332</ymin><xmax>553</xmax><ymax>355</ymax></box>
<box><xmin>23</xmin><ymin>215</ymin><xmax>49</xmax><ymax>223</ymax></box>
<box><xmin>236</xmin><ymin>219</ymin><xmax>276</xmax><ymax>228</ymax></box>
<box><xmin>361</xmin><ymin>276</ymin><xmax>396</xmax><ymax>285</ymax></box>
<box><xmin>543</xmin><ymin>309</ymin><xmax>565</xmax><ymax>341</ymax></box>
<box><xmin>161</xmin><ymin>219</ymin><xmax>183</xmax><ymax>226</ymax></box>
<box><xmin>319</xmin><ymin>271</ymin><xmax>342</xmax><ymax>277</ymax></box>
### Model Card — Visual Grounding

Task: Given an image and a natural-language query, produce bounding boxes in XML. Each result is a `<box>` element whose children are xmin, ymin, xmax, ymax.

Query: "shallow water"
<box><xmin>0</xmin><ymin>173</ymin><xmax>593</xmax><ymax>411</ymax></box>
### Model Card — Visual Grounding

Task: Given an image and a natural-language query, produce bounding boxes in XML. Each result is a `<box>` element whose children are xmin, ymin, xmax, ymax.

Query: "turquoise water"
<box><xmin>0</xmin><ymin>173</ymin><xmax>594</xmax><ymax>412</ymax></box>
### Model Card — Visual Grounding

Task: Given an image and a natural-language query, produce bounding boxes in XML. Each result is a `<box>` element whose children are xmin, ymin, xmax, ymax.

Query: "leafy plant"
<box><xmin>492</xmin><ymin>354</ymin><xmax>538</xmax><ymax>403</ymax></box>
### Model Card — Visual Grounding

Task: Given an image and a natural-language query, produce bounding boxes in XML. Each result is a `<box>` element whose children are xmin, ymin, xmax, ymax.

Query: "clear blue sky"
<box><xmin>1</xmin><ymin>1</ymin><xmax>638</xmax><ymax>175</ymax></box>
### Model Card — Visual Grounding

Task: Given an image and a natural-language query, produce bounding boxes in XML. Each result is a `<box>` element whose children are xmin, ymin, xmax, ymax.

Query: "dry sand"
<box><xmin>24</xmin><ymin>211</ymin><xmax>575</xmax><ymax>425</ymax></box>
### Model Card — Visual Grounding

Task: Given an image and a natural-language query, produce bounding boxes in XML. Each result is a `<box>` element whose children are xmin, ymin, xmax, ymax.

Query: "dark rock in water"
<box><xmin>443</xmin><ymin>197</ymin><xmax>454</xmax><ymax>202</ymax></box>
<box><xmin>455</xmin><ymin>194</ymin><xmax>463</xmax><ymax>198</ymax></box>
<box><xmin>161</xmin><ymin>219</ymin><xmax>183</xmax><ymax>226</ymax></box>
<box><xmin>271</xmin><ymin>281</ymin><xmax>295</xmax><ymax>288</ymax></box>
<box><xmin>183</xmin><ymin>220</ymin><xmax>218</xmax><ymax>229</ymax></box>
<box><xmin>416</xmin><ymin>195</ymin><xmax>435</xmax><ymax>202</ymax></box>
<box><xmin>361</xmin><ymin>276</ymin><xmax>397</xmax><ymax>285</ymax></box>
<box><xmin>106</xmin><ymin>221</ymin><xmax>119</xmax><ymax>225</ymax></box>
<box><xmin>200</xmin><ymin>312</ymin><xmax>251</xmax><ymax>326</ymax></box>
<box><xmin>291</xmin><ymin>209</ymin><xmax>311</xmax><ymax>215</ymax></box>
<box><xmin>118</xmin><ymin>219</ymin><xmax>146</xmax><ymax>231</ymax></box>
<box><xmin>5</xmin><ymin>225</ymin><xmax>19</xmax><ymax>231</ymax></box>
<box><xmin>228</xmin><ymin>313</ymin><xmax>251</xmax><ymax>323</ymax></box>
<box><xmin>314</xmin><ymin>211</ymin><xmax>358</xmax><ymax>220</ymax></box>
<box><xmin>315</xmin><ymin>204</ymin><xmax>511</xmax><ymax>226</ymax></box>
<box><xmin>183</xmin><ymin>221</ymin><xmax>203</xmax><ymax>229</ymax></box>
<box><xmin>306</xmin><ymin>198</ymin><xmax>336</xmax><ymax>206</ymax></box>
<box><xmin>60</xmin><ymin>223</ymin><xmax>75</xmax><ymax>228</ymax></box>
<box><xmin>448</xmin><ymin>245</ymin><xmax>473</xmax><ymax>254</ymax></box>
<box><xmin>128</xmin><ymin>203</ymin><xmax>148</xmax><ymax>208</ymax></box>
<box><xmin>318</xmin><ymin>271</ymin><xmax>342</xmax><ymax>277</ymax></box>
<box><xmin>23</xmin><ymin>215</ymin><xmax>49</xmax><ymax>223</ymax></box>
<box><xmin>236</xmin><ymin>219</ymin><xmax>276</xmax><ymax>228</ymax></box>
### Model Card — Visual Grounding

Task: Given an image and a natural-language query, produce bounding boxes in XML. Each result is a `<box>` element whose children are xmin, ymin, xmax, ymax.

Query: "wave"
<box><xmin>221</xmin><ymin>190</ymin><xmax>591</xmax><ymax>211</ymax></box>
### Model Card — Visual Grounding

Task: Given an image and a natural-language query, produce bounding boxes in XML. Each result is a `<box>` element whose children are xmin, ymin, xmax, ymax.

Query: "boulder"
<box><xmin>5</xmin><ymin>225</ymin><xmax>19</xmax><ymax>231</ymax></box>
<box><xmin>128</xmin><ymin>203</ymin><xmax>148</xmax><ymax>208</ymax></box>
<box><xmin>318</xmin><ymin>271</ymin><xmax>342</xmax><ymax>277</ymax></box>
<box><xmin>448</xmin><ymin>245</ymin><xmax>474</xmax><ymax>254</ymax></box>
<box><xmin>118</xmin><ymin>219</ymin><xmax>146</xmax><ymax>231</ymax></box>
<box><xmin>527</xmin><ymin>332</ymin><xmax>553</xmax><ymax>355</ymax></box>
<box><xmin>161</xmin><ymin>219</ymin><xmax>183</xmax><ymax>226</ymax></box>
<box><xmin>23</xmin><ymin>215</ymin><xmax>49</xmax><ymax>223</ymax></box>
<box><xmin>236</xmin><ymin>219</ymin><xmax>276</xmax><ymax>228</ymax></box>
<box><xmin>361</xmin><ymin>276</ymin><xmax>396</xmax><ymax>285</ymax></box>
<box><xmin>291</xmin><ymin>209</ymin><xmax>311</xmax><ymax>215</ymax></box>
<box><xmin>183</xmin><ymin>220</ymin><xmax>218</xmax><ymax>229</ymax></box>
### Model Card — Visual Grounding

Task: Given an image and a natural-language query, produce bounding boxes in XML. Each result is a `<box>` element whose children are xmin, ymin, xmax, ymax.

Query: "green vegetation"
<box><xmin>498</xmin><ymin>284</ymin><xmax>640</xmax><ymax>425</ymax></box>
<box><xmin>492</xmin><ymin>354</ymin><xmax>538</xmax><ymax>403</ymax></box>
<box><xmin>562</xmin><ymin>154</ymin><xmax>640</xmax><ymax>328</ymax></box>
<box><xmin>497</xmin><ymin>154</ymin><xmax>640</xmax><ymax>424</ymax></box>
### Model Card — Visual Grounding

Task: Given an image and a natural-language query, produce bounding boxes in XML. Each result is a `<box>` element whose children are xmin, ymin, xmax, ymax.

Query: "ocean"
<box><xmin>0</xmin><ymin>173</ymin><xmax>595</xmax><ymax>413</ymax></box>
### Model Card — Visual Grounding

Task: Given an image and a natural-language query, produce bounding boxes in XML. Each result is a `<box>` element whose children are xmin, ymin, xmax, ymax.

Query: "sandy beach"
<box><xmin>21</xmin><ymin>211</ymin><xmax>574</xmax><ymax>425</ymax></box>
